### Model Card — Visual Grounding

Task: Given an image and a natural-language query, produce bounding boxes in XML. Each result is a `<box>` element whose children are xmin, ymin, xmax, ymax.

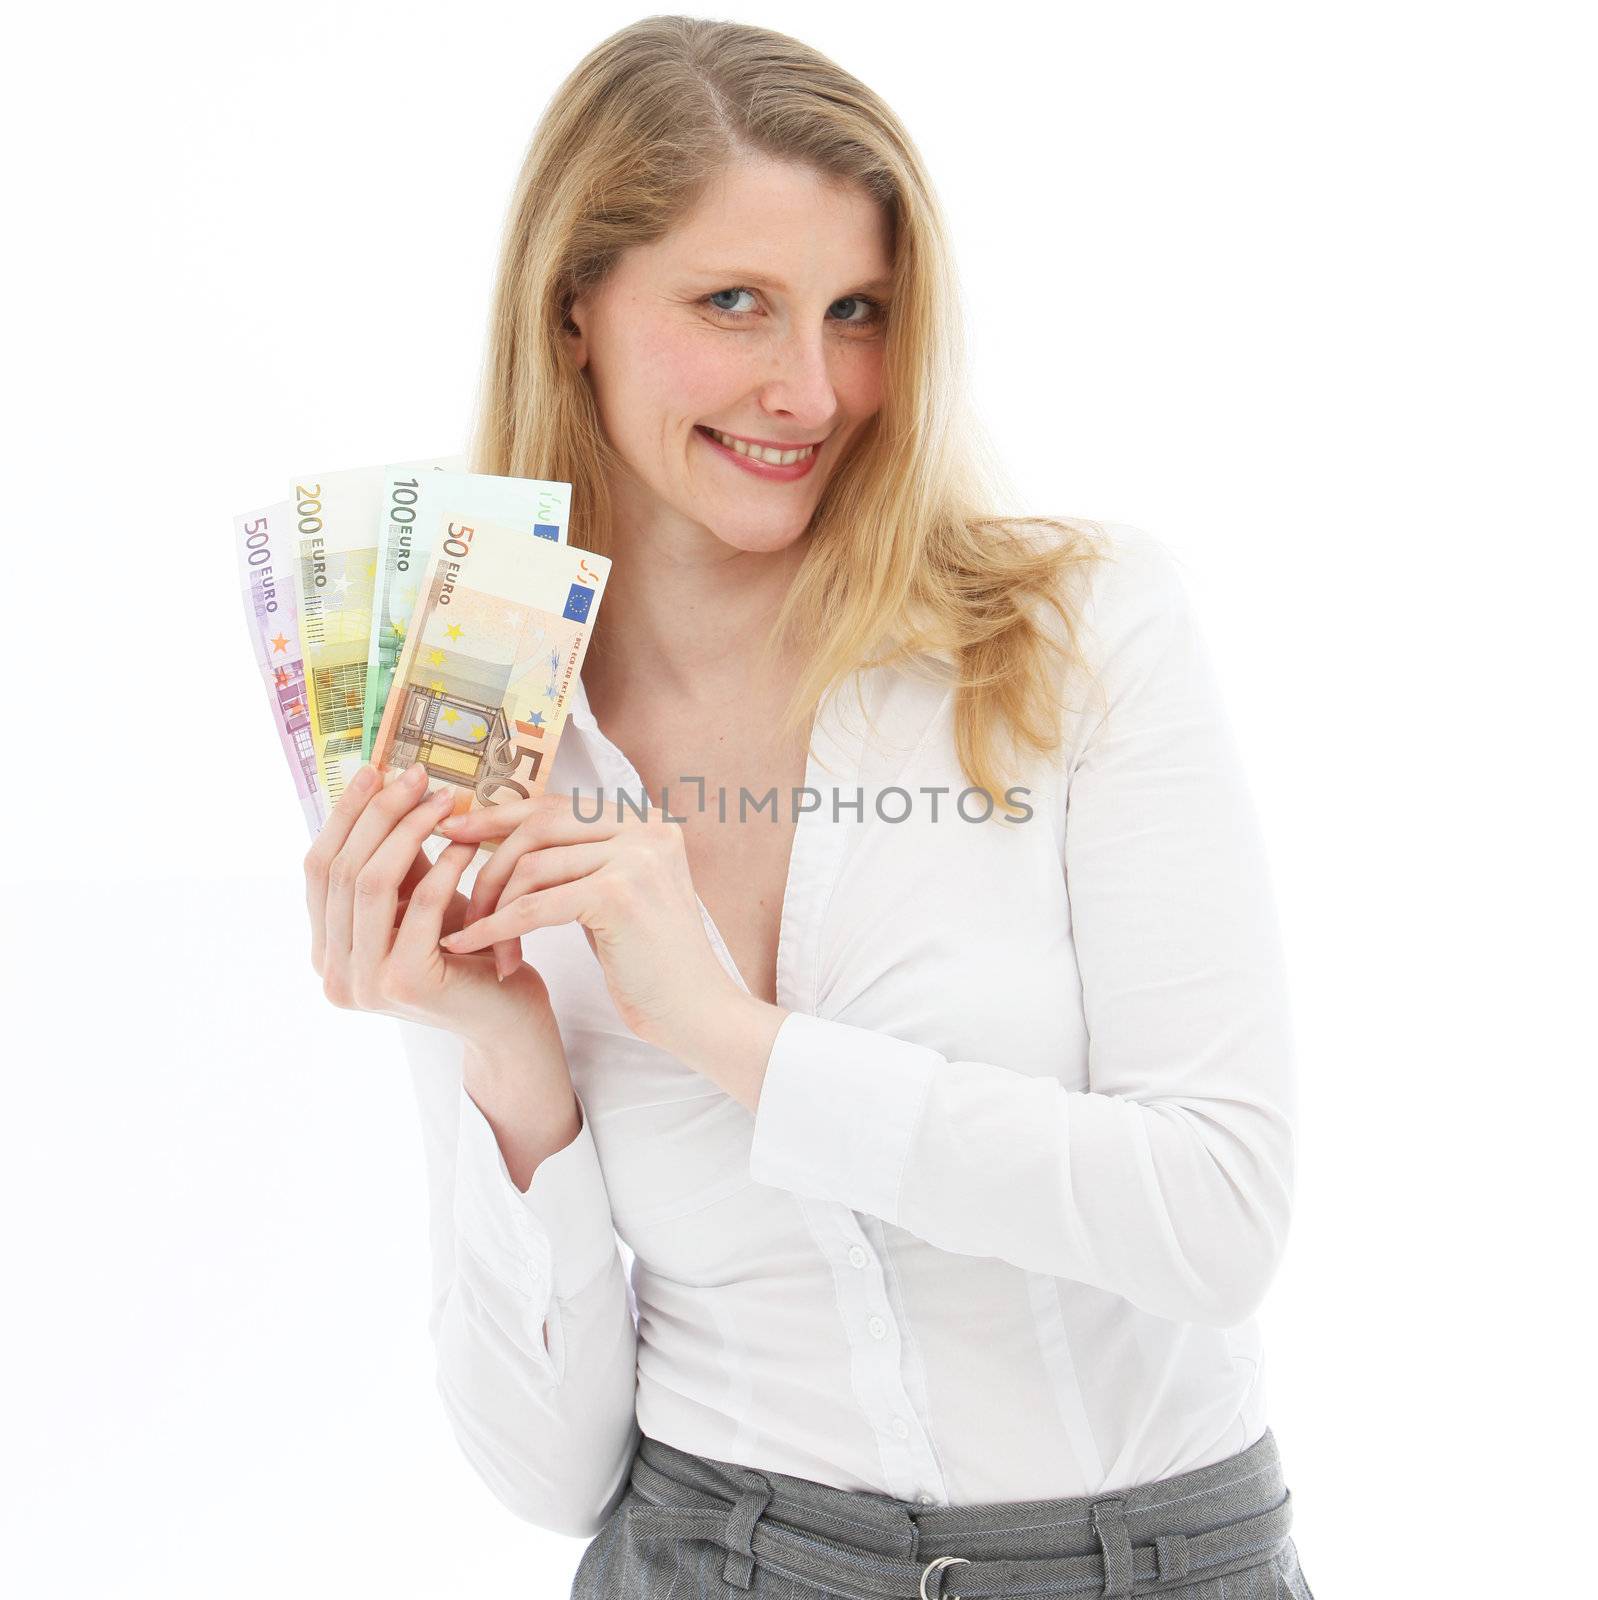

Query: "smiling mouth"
<box><xmin>696</xmin><ymin>425</ymin><xmax>822</xmax><ymax>466</ymax></box>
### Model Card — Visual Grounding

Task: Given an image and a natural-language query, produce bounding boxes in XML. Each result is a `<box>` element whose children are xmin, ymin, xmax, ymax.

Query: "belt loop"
<box><xmin>1155</xmin><ymin>1532</ymin><xmax>1191</xmax><ymax>1583</ymax></box>
<box><xmin>721</xmin><ymin>1477</ymin><xmax>774</xmax><ymax>1589</ymax></box>
<box><xmin>1090</xmin><ymin>1495</ymin><xmax>1134</xmax><ymax>1599</ymax></box>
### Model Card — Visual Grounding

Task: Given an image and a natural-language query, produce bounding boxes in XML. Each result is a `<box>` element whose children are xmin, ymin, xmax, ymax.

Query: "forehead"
<box><xmin>630</xmin><ymin>156</ymin><xmax>893</xmax><ymax>285</ymax></box>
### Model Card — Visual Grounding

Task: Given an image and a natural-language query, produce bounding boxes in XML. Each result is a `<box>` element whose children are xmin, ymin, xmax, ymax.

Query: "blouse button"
<box><xmin>848</xmin><ymin>1246</ymin><xmax>868</xmax><ymax>1268</ymax></box>
<box><xmin>892</xmin><ymin>1418</ymin><xmax>910</xmax><ymax>1439</ymax></box>
<box><xmin>917</xmin><ymin>1493</ymin><xmax>936</xmax><ymax>1505</ymax></box>
<box><xmin>867</xmin><ymin>1315</ymin><xmax>887</xmax><ymax>1339</ymax></box>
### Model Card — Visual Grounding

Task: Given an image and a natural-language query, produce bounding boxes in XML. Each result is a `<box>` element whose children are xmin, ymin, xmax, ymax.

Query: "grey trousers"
<box><xmin>571</xmin><ymin>1425</ymin><xmax>1316</xmax><ymax>1599</ymax></box>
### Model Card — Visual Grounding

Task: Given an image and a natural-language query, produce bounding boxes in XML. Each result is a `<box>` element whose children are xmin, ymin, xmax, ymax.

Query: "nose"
<box><xmin>754</xmin><ymin>321</ymin><xmax>839</xmax><ymax>435</ymax></box>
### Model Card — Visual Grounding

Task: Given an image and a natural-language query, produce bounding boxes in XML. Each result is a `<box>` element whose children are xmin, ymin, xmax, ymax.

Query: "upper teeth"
<box><xmin>706</xmin><ymin>428</ymin><xmax>816</xmax><ymax>466</ymax></box>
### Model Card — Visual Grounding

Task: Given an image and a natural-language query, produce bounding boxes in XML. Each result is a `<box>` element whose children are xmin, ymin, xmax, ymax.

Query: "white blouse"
<box><xmin>398</xmin><ymin>520</ymin><xmax>1297</xmax><ymax>1540</ymax></box>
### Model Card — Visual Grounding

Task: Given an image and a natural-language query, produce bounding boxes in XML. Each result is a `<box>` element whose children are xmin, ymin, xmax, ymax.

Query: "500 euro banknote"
<box><xmin>233</xmin><ymin>500</ymin><xmax>326</xmax><ymax>837</ymax></box>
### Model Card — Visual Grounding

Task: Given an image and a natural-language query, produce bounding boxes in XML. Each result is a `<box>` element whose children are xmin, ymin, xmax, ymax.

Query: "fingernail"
<box><xmin>404</xmin><ymin>761</ymin><xmax>425</xmax><ymax>784</ymax></box>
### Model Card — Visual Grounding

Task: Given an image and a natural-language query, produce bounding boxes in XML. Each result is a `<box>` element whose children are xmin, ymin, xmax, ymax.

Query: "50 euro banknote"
<box><xmin>369</xmin><ymin>513</ymin><xmax>611</xmax><ymax>841</ymax></box>
<box><xmin>364</xmin><ymin>467</ymin><xmax>571</xmax><ymax>760</ymax></box>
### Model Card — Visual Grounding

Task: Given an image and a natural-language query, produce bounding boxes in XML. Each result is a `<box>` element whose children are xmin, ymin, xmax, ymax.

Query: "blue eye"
<box><xmin>699</xmin><ymin>287</ymin><xmax>885</xmax><ymax>330</ymax></box>
<box><xmin>828</xmin><ymin>296</ymin><xmax>881</xmax><ymax>325</ymax></box>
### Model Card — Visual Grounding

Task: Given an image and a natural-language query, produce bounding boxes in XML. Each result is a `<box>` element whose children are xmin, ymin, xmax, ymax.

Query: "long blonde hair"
<box><xmin>470</xmin><ymin>14</ymin><xmax>1111</xmax><ymax>804</ymax></box>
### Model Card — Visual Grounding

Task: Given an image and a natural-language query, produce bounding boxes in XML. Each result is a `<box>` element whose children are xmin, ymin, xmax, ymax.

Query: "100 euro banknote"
<box><xmin>288</xmin><ymin>455</ymin><xmax>464</xmax><ymax>810</ymax></box>
<box><xmin>364</xmin><ymin>467</ymin><xmax>571</xmax><ymax>760</ymax></box>
<box><xmin>369</xmin><ymin>513</ymin><xmax>611</xmax><ymax>835</ymax></box>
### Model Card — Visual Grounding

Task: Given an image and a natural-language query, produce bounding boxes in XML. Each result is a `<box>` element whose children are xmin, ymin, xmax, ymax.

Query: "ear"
<box><xmin>563</xmin><ymin>295</ymin><xmax>590</xmax><ymax>370</ymax></box>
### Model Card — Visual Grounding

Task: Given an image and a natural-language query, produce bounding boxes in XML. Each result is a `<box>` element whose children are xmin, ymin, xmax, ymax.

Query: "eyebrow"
<box><xmin>693</xmin><ymin>267</ymin><xmax>894</xmax><ymax>296</ymax></box>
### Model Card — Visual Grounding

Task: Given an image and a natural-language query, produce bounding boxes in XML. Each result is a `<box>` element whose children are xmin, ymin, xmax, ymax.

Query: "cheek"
<box><xmin>835</xmin><ymin>343</ymin><xmax>887</xmax><ymax>420</ymax></box>
<box><xmin>606</xmin><ymin>321</ymin><xmax>749</xmax><ymax>434</ymax></box>
<box><xmin>589</xmin><ymin>326</ymin><xmax>671</xmax><ymax>436</ymax></box>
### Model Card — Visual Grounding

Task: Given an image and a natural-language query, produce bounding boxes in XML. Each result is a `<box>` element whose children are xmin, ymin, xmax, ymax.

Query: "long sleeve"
<box><xmin>401</xmin><ymin>1017</ymin><xmax>640</xmax><ymax>1537</ymax></box>
<box><xmin>747</xmin><ymin>528</ymin><xmax>1297</xmax><ymax>1330</ymax></box>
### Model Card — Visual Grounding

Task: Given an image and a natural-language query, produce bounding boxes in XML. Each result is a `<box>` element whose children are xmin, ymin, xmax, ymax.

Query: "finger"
<box><xmin>465</xmin><ymin>824</ymin><xmax>546</xmax><ymax>929</ymax></box>
<box><xmin>440</xmin><ymin>790</ymin><xmax>605</xmax><ymax>846</ymax></box>
<box><xmin>303</xmin><ymin>762</ymin><xmax>384</xmax><ymax>972</ymax></box>
<box><xmin>390</xmin><ymin>842</ymin><xmax>481</xmax><ymax>972</ymax></box>
<box><xmin>351</xmin><ymin>784</ymin><xmax>457</xmax><ymax>985</ymax></box>
<box><xmin>486</xmin><ymin>844</ymin><xmax>558</xmax><ymax>978</ymax></box>
<box><xmin>483</xmin><ymin>844</ymin><xmax>569</xmax><ymax>979</ymax></box>
<box><xmin>462</xmin><ymin>801</ymin><xmax>609</xmax><ymax>926</ymax></box>
<box><xmin>324</xmin><ymin>763</ymin><xmax>437</xmax><ymax>972</ymax></box>
<box><xmin>441</xmin><ymin>876</ymin><xmax>591</xmax><ymax>953</ymax></box>
<box><xmin>395</xmin><ymin>843</ymin><xmax>436</xmax><ymax>909</ymax></box>
<box><xmin>469</xmin><ymin>839</ymin><xmax>608</xmax><ymax>948</ymax></box>
<box><xmin>435</xmin><ymin>793</ymin><xmax>551</xmax><ymax>844</ymax></box>
<box><xmin>488</xmin><ymin>844</ymin><xmax>541</xmax><ymax>977</ymax></box>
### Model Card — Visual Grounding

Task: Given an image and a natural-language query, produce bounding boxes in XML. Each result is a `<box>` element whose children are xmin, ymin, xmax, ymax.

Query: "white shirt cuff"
<box><xmin>453</xmin><ymin>1083</ymin><xmax>618</xmax><ymax>1308</ymax></box>
<box><xmin>748</xmin><ymin>1010</ymin><xmax>938</xmax><ymax>1220</ymax></box>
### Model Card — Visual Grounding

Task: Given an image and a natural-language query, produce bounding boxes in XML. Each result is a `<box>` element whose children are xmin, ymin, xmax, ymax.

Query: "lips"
<box><xmin>697</xmin><ymin>425</ymin><xmax>821</xmax><ymax>465</ymax></box>
<box><xmin>694</xmin><ymin>424</ymin><xmax>824</xmax><ymax>482</ymax></box>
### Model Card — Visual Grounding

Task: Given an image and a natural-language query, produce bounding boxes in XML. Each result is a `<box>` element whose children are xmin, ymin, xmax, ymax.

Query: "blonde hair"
<box><xmin>470</xmin><ymin>14</ymin><xmax>1111</xmax><ymax>805</ymax></box>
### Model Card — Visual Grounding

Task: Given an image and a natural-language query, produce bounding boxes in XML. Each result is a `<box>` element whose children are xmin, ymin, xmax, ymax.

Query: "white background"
<box><xmin>2</xmin><ymin>2</ymin><xmax>1592</xmax><ymax>1595</ymax></box>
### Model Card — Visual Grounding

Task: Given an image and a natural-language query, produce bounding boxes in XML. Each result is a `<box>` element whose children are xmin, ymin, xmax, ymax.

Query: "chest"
<box><xmin>544</xmin><ymin>701</ymin><xmax>1086</xmax><ymax>1265</ymax></box>
<box><xmin>604</xmin><ymin>702</ymin><xmax>813</xmax><ymax>1009</ymax></box>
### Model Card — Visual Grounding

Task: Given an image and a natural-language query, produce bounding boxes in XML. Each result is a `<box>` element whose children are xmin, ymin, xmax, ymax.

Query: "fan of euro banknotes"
<box><xmin>233</xmin><ymin>455</ymin><xmax>612</xmax><ymax>839</ymax></box>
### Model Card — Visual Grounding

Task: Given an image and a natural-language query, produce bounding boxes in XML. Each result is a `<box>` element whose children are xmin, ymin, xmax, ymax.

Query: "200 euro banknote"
<box><xmin>287</xmin><ymin>455</ymin><xmax>462</xmax><ymax>808</ymax></box>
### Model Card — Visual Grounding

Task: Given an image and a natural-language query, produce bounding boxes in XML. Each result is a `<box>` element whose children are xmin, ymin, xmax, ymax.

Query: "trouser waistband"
<box><xmin>625</xmin><ymin>1427</ymin><xmax>1292</xmax><ymax>1599</ymax></box>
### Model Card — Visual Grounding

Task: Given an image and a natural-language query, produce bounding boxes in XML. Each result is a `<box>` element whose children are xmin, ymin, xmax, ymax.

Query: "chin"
<box><xmin>705</xmin><ymin>518</ymin><xmax>812</xmax><ymax>555</ymax></box>
<box><xmin>691</xmin><ymin>488</ymin><xmax>818</xmax><ymax>550</ymax></box>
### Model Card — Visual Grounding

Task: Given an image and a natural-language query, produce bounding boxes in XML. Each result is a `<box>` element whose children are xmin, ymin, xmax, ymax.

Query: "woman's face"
<box><xmin>567</xmin><ymin>155</ymin><xmax>893</xmax><ymax>555</ymax></box>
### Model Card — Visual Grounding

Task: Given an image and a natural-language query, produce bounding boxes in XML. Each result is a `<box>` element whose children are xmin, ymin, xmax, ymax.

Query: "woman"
<box><xmin>304</xmin><ymin>16</ymin><xmax>1313</xmax><ymax>1600</ymax></box>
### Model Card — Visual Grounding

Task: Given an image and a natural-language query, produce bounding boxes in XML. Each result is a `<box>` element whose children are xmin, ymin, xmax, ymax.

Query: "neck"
<box><xmin>584</xmin><ymin>495</ymin><xmax>809</xmax><ymax>712</ymax></box>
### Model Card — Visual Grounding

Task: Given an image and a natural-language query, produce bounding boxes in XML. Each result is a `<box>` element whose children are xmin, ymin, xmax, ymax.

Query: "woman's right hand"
<box><xmin>303</xmin><ymin>758</ymin><xmax>564</xmax><ymax>1060</ymax></box>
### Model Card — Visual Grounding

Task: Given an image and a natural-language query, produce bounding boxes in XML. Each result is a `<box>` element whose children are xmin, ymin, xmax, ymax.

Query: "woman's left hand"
<box><xmin>435</xmin><ymin>792</ymin><xmax>745</xmax><ymax>1055</ymax></box>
